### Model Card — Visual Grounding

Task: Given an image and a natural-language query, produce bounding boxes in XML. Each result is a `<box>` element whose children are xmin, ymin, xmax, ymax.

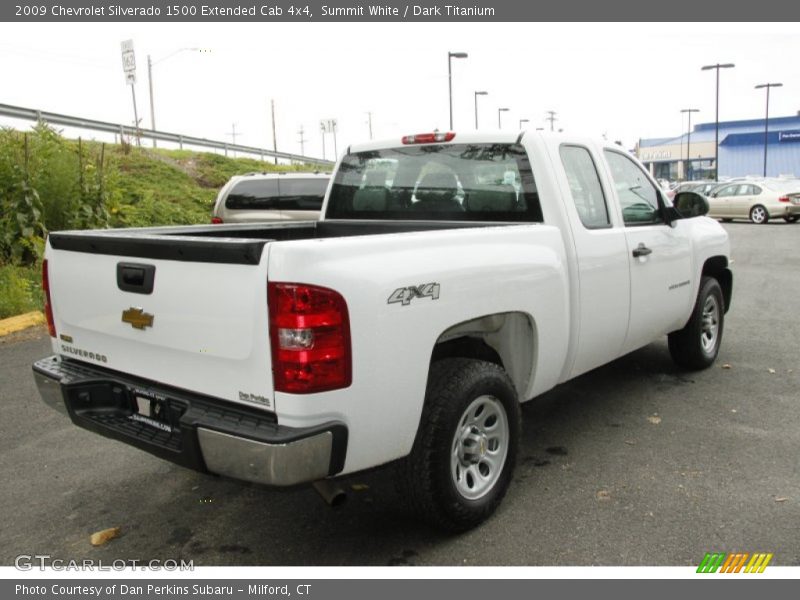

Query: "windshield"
<box><xmin>326</xmin><ymin>143</ymin><xmax>543</xmax><ymax>222</ymax></box>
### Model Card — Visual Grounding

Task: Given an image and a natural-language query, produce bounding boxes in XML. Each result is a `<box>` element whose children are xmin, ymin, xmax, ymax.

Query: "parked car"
<box><xmin>676</xmin><ymin>180</ymin><xmax>718</xmax><ymax>197</ymax></box>
<box><xmin>211</xmin><ymin>172</ymin><xmax>330</xmax><ymax>223</ymax></box>
<box><xmin>707</xmin><ymin>179</ymin><xmax>800</xmax><ymax>224</ymax></box>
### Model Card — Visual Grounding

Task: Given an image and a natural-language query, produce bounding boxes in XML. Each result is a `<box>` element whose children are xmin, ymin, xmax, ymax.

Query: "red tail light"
<box><xmin>778</xmin><ymin>196</ymin><xmax>789</xmax><ymax>203</ymax></box>
<box><xmin>268</xmin><ymin>282</ymin><xmax>351</xmax><ymax>394</ymax></box>
<box><xmin>211</xmin><ymin>216</ymin><xmax>224</xmax><ymax>224</ymax></box>
<box><xmin>402</xmin><ymin>132</ymin><xmax>456</xmax><ymax>144</ymax></box>
<box><xmin>42</xmin><ymin>259</ymin><xmax>56</xmax><ymax>338</ymax></box>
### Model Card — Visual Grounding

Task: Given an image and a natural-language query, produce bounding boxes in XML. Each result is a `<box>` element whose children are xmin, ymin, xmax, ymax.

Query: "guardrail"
<box><xmin>0</xmin><ymin>103</ymin><xmax>334</xmax><ymax>167</ymax></box>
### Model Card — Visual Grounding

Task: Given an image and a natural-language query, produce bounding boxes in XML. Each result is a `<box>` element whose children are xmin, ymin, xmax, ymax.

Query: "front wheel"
<box><xmin>750</xmin><ymin>205</ymin><xmax>769</xmax><ymax>224</ymax></box>
<box><xmin>669</xmin><ymin>276</ymin><xmax>724</xmax><ymax>370</ymax></box>
<box><xmin>397</xmin><ymin>358</ymin><xmax>521</xmax><ymax>532</ymax></box>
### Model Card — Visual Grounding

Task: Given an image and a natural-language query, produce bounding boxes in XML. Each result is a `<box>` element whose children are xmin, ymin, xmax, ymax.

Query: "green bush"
<box><xmin>0</xmin><ymin>263</ymin><xmax>42</xmax><ymax>319</ymax></box>
<box><xmin>0</xmin><ymin>124</ymin><xmax>323</xmax><ymax>317</ymax></box>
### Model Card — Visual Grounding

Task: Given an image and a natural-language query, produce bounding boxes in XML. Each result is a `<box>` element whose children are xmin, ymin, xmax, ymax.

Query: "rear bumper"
<box><xmin>32</xmin><ymin>356</ymin><xmax>347</xmax><ymax>486</ymax></box>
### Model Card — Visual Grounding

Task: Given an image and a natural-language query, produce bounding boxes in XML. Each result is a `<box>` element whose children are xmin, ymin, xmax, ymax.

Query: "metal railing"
<box><xmin>0</xmin><ymin>103</ymin><xmax>334</xmax><ymax>166</ymax></box>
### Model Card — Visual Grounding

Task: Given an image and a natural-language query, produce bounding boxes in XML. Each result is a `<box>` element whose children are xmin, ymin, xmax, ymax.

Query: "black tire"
<box><xmin>720</xmin><ymin>218</ymin><xmax>734</xmax><ymax>223</ymax></box>
<box><xmin>396</xmin><ymin>358</ymin><xmax>521</xmax><ymax>532</ymax></box>
<box><xmin>784</xmin><ymin>215</ymin><xmax>799</xmax><ymax>223</ymax></box>
<box><xmin>749</xmin><ymin>205</ymin><xmax>769</xmax><ymax>224</ymax></box>
<box><xmin>669</xmin><ymin>276</ymin><xmax>724</xmax><ymax>370</ymax></box>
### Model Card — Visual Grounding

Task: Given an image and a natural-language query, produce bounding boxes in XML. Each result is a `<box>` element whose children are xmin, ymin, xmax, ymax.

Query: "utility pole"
<box><xmin>701</xmin><ymin>63</ymin><xmax>735</xmax><ymax>181</ymax></box>
<box><xmin>546</xmin><ymin>110</ymin><xmax>557</xmax><ymax>132</ymax></box>
<box><xmin>320</xmin><ymin>121</ymin><xmax>326</xmax><ymax>160</ymax></box>
<box><xmin>680</xmin><ymin>108</ymin><xmax>699</xmax><ymax>180</ymax></box>
<box><xmin>271</xmin><ymin>99</ymin><xmax>278</xmax><ymax>165</ymax></box>
<box><xmin>227</xmin><ymin>123</ymin><xmax>240</xmax><ymax>157</ymax></box>
<box><xmin>297</xmin><ymin>125</ymin><xmax>307</xmax><ymax>157</ymax></box>
<box><xmin>366</xmin><ymin>111</ymin><xmax>373</xmax><ymax>140</ymax></box>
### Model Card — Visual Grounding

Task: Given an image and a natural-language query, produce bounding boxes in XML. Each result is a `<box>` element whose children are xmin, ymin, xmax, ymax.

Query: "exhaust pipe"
<box><xmin>312</xmin><ymin>479</ymin><xmax>347</xmax><ymax>507</ymax></box>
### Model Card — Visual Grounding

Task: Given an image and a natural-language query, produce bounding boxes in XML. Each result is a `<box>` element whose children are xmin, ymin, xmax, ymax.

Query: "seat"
<box><xmin>465</xmin><ymin>185</ymin><xmax>517</xmax><ymax>213</ymax></box>
<box><xmin>411</xmin><ymin>172</ymin><xmax>463</xmax><ymax>212</ymax></box>
<box><xmin>352</xmin><ymin>170</ymin><xmax>388</xmax><ymax>211</ymax></box>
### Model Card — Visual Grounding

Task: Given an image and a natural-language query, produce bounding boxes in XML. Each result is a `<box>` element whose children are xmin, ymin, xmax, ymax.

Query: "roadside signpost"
<box><xmin>120</xmin><ymin>39</ymin><xmax>140</xmax><ymax>145</ymax></box>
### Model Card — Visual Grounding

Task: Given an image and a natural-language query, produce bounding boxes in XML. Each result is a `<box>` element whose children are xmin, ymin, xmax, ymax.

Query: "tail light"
<box><xmin>211</xmin><ymin>216</ymin><xmax>224</xmax><ymax>224</ymax></box>
<box><xmin>778</xmin><ymin>196</ymin><xmax>789</xmax><ymax>203</ymax></box>
<box><xmin>268</xmin><ymin>282</ymin><xmax>351</xmax><ymax>394</ymax></box>
<box><xmin>42</xmin><ymin>259</ymin><xmax>56</xmax><ymax>338</ymax></box>
<box><xmin>402</xmin><ymin>132</ymin><xmax>456</xmax><ymax>144</ymax></box>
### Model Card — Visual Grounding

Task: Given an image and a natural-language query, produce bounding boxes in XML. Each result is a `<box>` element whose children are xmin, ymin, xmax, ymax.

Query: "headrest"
<box><xmin>416</xmin><ymin>172</ymin><xmax>459</xmax><ymax>204</ymax></box>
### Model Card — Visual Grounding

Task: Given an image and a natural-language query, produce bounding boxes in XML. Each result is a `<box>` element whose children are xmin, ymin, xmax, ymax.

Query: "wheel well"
<box><xmin>432</xmin><ymin>337</ymin><xmax>503</xmax><ymax>366</ymax></box>
<box><xmin>430</xmin><ymin>312</ymin><xmax>536</xmax><ymax>399</ymax></box>
<box><xmin>702</xmin><ymin>256</ymin><xmax>732</xmax><ymax>312</ymax></box>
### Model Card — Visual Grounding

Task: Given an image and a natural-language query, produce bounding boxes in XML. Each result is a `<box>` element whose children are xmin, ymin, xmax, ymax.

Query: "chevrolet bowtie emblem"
<box><xmin>122</xmin><ymin>307</ymin><xmax>154</xmax><ymax>330</ymax></box>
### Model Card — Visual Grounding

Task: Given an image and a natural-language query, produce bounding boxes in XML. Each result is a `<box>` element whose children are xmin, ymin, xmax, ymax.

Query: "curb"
<box><xmin>0</xmin><ymin>311</ymin><xmax>46</xmax><ymax>337</ymax></box>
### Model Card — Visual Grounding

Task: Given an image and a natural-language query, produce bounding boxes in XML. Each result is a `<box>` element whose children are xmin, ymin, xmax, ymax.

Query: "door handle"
<box><xmin>632</xmin><ymin>243</ymin><xmax>652</xmax><ymax>258</ymax></box>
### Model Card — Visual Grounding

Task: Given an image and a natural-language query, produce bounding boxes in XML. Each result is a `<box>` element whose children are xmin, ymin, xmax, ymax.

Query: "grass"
<box><xmin>0</xmin><ymin>132</ymin><xmax>326</xmax><ymax>318</ymax></box>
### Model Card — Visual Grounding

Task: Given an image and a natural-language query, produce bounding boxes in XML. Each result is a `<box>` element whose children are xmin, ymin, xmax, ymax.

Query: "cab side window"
<box><xmin>560</xmin><ymin>145</ymin><xmax>610</xmax><ymax>229</ymax></box>
<box><xmin>603</xmin><ymin>150</ymin><xmax>662</xmax><ymax>226</ymax></box>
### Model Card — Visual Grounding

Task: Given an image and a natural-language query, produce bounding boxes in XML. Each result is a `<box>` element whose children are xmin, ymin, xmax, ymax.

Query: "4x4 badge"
<box><xmin>122</xmin><ymin>307</ymin><xmax>154</xmax><ymax>330</ymax></box>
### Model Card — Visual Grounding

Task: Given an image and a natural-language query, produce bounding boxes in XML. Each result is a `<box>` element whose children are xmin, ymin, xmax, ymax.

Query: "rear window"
<box><xmin>278</xmin><ymin>178</ymin><xmax>329</xmax><ymax>210</ymax></box>
<box><xmin>224</xmin><ymin>178</ymin><xmax>327</xmax><ymax>210</ymax></box>
<box><xmin>326</xmin><ymin>143</ymin><xmax>542</xmax><ymax>222</ymax></box>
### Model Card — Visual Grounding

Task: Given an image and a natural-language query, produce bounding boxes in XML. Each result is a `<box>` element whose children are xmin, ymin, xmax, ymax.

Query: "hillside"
<box><xmin>0</xmin><ymin>123</ymin><xmax>326</xmax><ymax>317</ymax></box>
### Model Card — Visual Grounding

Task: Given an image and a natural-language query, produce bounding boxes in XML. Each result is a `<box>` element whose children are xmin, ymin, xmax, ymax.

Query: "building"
<box><xmin>636</xmin><ymin>114</ymin><xmax>800</xmax><ymax>181</ymax></box>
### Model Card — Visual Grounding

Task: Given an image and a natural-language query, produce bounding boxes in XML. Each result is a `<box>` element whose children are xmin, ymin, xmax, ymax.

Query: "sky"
<box><xmin>0</xmin><ymin>22</ymin><xmax>798</xmax><ymax>160</ymax></box>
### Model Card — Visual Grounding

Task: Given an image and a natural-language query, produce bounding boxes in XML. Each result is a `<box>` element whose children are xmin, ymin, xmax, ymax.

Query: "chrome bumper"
<box><xmin>32</xmin><ymin>356</ymin><xmax>346</xmax><ymax>486</ymax></box>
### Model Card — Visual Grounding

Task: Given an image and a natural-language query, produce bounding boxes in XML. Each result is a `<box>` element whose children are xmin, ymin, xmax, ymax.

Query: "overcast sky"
<box><xmin>1</xmin><ymin>22</ymin><xmax>798</xmax><ymax>159</ymax></box>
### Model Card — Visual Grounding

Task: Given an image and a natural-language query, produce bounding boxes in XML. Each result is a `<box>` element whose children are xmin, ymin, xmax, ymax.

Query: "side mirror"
<box><xmin>674</xmin><ymin>191</ymin><xmax>709</xmax><ymax>218</ymax></box>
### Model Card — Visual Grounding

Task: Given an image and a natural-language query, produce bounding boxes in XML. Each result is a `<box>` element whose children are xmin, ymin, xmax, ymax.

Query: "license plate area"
<box><xmin>131</xmin><ymin>389</ymin><xmax>184</xmax><ymax>433</ymax></box>
<box><xmin>65</xmin><ymin>382</ymin><xmax>187</xmax><ymax>450</ymax></box>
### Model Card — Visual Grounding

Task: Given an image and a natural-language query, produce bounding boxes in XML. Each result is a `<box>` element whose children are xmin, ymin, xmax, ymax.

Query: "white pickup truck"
<box><xmin>33</xmin><ymin>131</ymin><xmax>732</xmax><ymax>531</ymax></box>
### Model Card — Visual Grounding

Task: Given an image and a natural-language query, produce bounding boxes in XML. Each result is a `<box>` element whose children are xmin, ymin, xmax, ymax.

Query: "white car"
<box><xmin>708</xmin><ymin>179</ymin><xmax>800</xmax><ymax>224</ymax></box>
<box><xmin>211</xmin><ymin>172</ymin><xmax>330</xmax><ymax>223</ymax></box>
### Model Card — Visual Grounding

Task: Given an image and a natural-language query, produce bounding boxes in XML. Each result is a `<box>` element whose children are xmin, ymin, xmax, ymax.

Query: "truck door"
<box><xmin>558</xmin><ymin>145</ymin><xmax>630</xmax><ymax>377</ymax></box>
<box><xmin>602</xmin><ymin>149</ymin><xmax>694</xmax><ymax>354</ymax></box>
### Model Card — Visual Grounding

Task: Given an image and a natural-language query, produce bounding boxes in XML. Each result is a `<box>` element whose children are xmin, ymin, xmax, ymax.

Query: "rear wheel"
<box><xmin>397</xmin><ymin>358</ymin><xmax>521</xmax><ymax>532</ymax></box>
<box><xmin>784</xmin><ymin>215</ymin><xmax>799</xmax><ymax>223</ymax></box>
<box><xmin>750</xmin><ymin>205</ymin><xmax>768</xmax><ymax>224</ymax></box>
<box><xmin>669</xmin><ymin>276</ymin><xmax>724</xmax><ymax>370</ymax></box>
<box><xmin>720</xmin><ymin>218</ymin><xmax>734</xmax><ymax>223</ymax></box>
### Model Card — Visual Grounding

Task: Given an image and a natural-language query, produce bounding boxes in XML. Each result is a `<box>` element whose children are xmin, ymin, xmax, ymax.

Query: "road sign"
<box><xmin>121</xmin><ymin>39</ymin><xmax>136</xmax><ymax>85</ymax></box>
<box><xmin>320</xmin><ymin>119</ymin><xmax>337</xmax><ymax>134</ymax></box>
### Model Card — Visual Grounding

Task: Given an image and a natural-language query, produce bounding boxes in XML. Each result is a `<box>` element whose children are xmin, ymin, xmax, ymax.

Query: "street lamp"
<box><xmin>474</xmin><ymin>91</ymin><xmax>488</xmax><ymax>129</ymax></box>
<box><xmin>519</xmin><ymin>118</ymin><xmax>529</xmax><ymax>129</ymax></box>
<box><xmin>680</xmin><ymin>108</ymin><xmax>699</xmax><ymax>180</ymax></box>
<box><xmin>447</xmin><ymin>51</ymin><xmax>468</xmax><ymax>130</ymax></box>
<box><xmin>498</xmin><ymin>107</ymin><xmax>509</xmax><ymax>129</ymax></box>
<box><xmin>147</xmin><ymin>47</ymin><xmax>209</xmax><ymax>147</ymax></box>
<box><xmin>755</xmin><ymin>82</ymin><xmax>783</xmax><ymax>177</ymax></box>
<box><xmin>701</xmin><ymin>63</ymin><xmax>735</xmax><ymax>181</ymax></box>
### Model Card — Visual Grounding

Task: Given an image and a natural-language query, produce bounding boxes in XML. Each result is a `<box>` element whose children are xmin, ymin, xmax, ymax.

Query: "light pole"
<box><xmin>755</xmin><ymin>82</ymin><xmax>783</xmax><ymax>177</ymax></box>
<box><xmin>447</xmin><ymin>51</ymin><xmax>468</xmax><ymax>130</ymax></box>
<box><xmin>701</xmin><ymin>63</ymin><xmax>735</xmax><ymax>181</ymax></box>
<box><xmin>497</xmin><ymin>107</ymin><xmax>509</xmax><ymax>129</ymax></box>
<box><xmin>148</xmin><ymin>47</ymin><xmax>208</xmax><ymax>148</ymax></box>
<box><xmin>680</xmin><ymin>108</ymin><xmax>699</xmax><ymax>180</ymax></box>
<box><xmin>519</xmin><ymin>118</ymin><xmax>529</xmax><ymax>129</ymax></box>
<box><xmin>474</xmin><ymin>91</ymin><xmax>487</xmax><ymax>129</ymax></box>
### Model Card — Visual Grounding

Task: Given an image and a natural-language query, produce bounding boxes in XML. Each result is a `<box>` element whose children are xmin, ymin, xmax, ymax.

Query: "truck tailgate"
<box><xmin>45</xmin><ymin>233</ymin><xmax>275</xmax><ymax>412</ymax></box>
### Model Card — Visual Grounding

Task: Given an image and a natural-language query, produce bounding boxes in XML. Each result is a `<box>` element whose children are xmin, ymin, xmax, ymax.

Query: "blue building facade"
<box><xmin>637</xmin><ymin>114</ymin><xmax>800</xmax><ymax>180</ymax></box>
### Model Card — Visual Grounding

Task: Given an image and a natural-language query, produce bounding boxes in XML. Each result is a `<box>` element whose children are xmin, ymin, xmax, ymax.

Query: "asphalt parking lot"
<box><xmin>1</xmin><ymin>221</ymin><xmax>798</xmax><ymax>567</ymax></box>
